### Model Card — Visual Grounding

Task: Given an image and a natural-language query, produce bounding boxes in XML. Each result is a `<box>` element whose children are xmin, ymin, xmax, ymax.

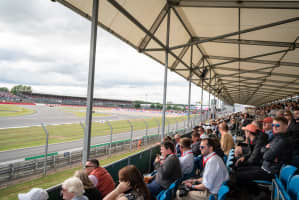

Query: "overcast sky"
<box><xmin>0</xmin><ymin>0</ymin><xmax>218</xmax><ymax>105</ymax></box>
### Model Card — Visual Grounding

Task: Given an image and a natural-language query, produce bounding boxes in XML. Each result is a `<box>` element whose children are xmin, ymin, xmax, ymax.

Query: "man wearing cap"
<box><xmin>18</xmin><ymin>188</ymin><xmax>48</xmax><ymax>200</ymax></box>
<box><xmin>263</xmin><ymin>117</ymin><xmax>273</xmax><ymax>142</ymax></box>
<box><xmin>235</xmin><ymin>124</ymin><xmax>266</xmax><ymax>167</ymax></box>
<box><xmin>235</xmin><ymin>117</ymin><xmax>292</xmax><ymax>184</ymax></box>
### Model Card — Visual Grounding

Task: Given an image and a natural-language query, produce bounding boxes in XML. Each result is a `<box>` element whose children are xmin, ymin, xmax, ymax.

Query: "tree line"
<box><xmin>0</xmin><ymin>85</ymin><xmax>32</xmax><ymax>95</ymax></box>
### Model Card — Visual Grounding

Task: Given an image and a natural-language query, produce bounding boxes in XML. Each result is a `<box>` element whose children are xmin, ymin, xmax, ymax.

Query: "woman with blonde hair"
<box><xmin>74</xmin><ymin>170</ymin><xmax>102</xmax><ymax>200</ymax></box>
<box><xmin>104</xmin><ymin>165</ymin><xmax>150</xmax><ymax>200</ymax></box>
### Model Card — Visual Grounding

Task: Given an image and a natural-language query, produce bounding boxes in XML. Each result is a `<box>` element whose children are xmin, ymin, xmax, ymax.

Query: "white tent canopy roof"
<box><xmin>55</xmin><ymin>0</ymin><xmax>299</xmax><ymax>106</ymax></box>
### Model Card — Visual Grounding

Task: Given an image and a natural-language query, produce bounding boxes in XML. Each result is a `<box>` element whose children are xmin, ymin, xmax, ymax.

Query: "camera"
<box><xmin>178</xmin><ymin>185</ymin><xmax>190</xmax><ymax>197</ymax></box>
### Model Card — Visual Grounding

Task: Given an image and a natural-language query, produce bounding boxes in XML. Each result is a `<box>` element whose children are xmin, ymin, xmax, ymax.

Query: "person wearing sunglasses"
<box><xmin>287</xmin><ymin>107</ymin><xmax>299</xmax><ymax>168</ymax></box>
<box><xmin>261</xmin><ymin>117</ymin><xmax>293</xmax><ymax>175</ymax></box>
<box><xmin>234</xmin><ymin>117</ymin><xmax>292</xmax><ymax>189</ymax></box>
<box><xmin>85</xmin><ymin>159</ymin><xmax>115</xmax><ymax>198</ymax></box>
<box><xmin>177</xmin><ymin>138</ymin><xmax>229</xmax><ymax>200</ymax></box>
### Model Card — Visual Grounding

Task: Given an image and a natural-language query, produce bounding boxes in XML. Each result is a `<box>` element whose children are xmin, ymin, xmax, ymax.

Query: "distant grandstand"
<box><xmin>0</xmin><ymin>91</ymin><xmax>22</xmax><ymax>102</ymax></box>
<box><xmin>18</xmin><ymin>92</ymin><xmax>134</xmax><ymax>107</ymax></box>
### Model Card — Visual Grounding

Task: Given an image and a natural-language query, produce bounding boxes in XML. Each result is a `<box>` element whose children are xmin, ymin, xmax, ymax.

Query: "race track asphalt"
<box><xmin>0</xmin><ymin>105</ymin><xmax>185</xmax><ymax>164</ymax></box>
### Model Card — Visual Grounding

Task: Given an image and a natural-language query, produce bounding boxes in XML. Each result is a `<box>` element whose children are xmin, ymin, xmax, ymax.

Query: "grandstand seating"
<box><xmin>156</xmin><ymin>178</ymin><xmax>181</xmax><ymax>200</ymax></box>
<box><xmin>209</xmin><ymin>184</ymin><xmax>229</xmax><ymax>200</ymax></box>
<box><xmin>272</xmin><ymin>165</ymin><xmax>298</xmax><ymax>200</ymax></box>
<box><xmin>280</xmin><ymin>165</ymin><xmax>298</xmax><ymax>191</ymax></box>
<box><xmin>287</xmin><ymin>175</ymin><xmax>299</xmax><ymax>200</ymax></box>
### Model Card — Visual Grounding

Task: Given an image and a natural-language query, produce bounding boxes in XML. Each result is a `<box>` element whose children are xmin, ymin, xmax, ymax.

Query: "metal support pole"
<box><xmin>128</xmin><ymin>120</ymin><xmax>133</xmax><ymax>151</ymax></box>
<box><xmin>161</xmin><ymin>7</ymin><xmax>171</xmax><ymax>141</ymax></box>
<box><xmin>41</xmin><ymin>123</ymin><xmax>49</xmax><ymax>176</ymax></box>
<box><xmin>175</xmin><ymin>119</ymin><xmax>178</xmax><ymax>133</ymax></box>
<box><xmin>143</xmin><ymin>119</ymin><xmax>149</xmax><ymax>145</ymax></box>
<box><xmin>188</xmin><ymin>44</ymin><xmax>193</xmax><ymax>128</ymax></box>
<box><xmin>82</xmin><ymin>0</ymin><xmax>99</xmax><ymax>166</ymax></box>
<box><xmin>106</xmin><ymin>121</ymin><xmax>113</xmax><ymax>157</ymax></box>
<box><xmin>200</xmin><ymin>80</ymin><xmax>204</xmax><ymax>123</ymax></box>
<box><xmin>208</xmin><ymin>67</ymin><xmax>211</xmax><ymax>120</ymax></box>
<box><xmin>187</xmin><ymin>78</ymin><xmax>192</xmax><ymax>127</ymax></box>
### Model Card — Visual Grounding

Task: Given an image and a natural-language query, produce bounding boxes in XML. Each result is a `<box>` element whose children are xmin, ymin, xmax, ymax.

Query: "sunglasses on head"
<box><xmin>272</xmin><ymin>124</ymin><xmax>280</xmax><ymax>128</ymax></box>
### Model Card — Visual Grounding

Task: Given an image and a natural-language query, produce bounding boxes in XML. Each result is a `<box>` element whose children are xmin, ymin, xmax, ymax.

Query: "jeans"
<box><xmin>147</xmin><ymin>180</ymin><xmax>164</xmax><ymax>198</ymax></box>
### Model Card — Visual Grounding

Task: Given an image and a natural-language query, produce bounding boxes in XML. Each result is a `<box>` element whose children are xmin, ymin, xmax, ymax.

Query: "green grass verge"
<box><xmin>0</xmin><ymin>104</ymin><xmax>35</xmax><ymax>117</ymax></box>
<box><xmin>0</xmin><ymin>148</ymin><xmax>146</xmax><ymax>200</ymax></box>
<box><xmin>0</xmin><ymin>116</ymin><xmax>189</xmax><ymax>151</ymax></box>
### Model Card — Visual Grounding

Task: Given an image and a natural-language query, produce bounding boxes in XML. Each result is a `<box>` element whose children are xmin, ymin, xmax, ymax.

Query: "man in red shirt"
<box><xmin>85</xmin><ymin>159</ymin><xmax>115</xmax><ymax>197</ymax></box>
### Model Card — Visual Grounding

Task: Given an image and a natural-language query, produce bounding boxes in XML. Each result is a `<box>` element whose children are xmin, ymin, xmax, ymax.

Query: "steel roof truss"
<box><xmin>171</xmin><ymin>0</ymin><xmax>299</xmax><ymax>9</ymax></box>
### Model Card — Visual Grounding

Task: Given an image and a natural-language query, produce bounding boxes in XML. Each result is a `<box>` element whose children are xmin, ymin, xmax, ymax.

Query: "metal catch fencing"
<box><xmin>0</xmin><ymin>114</ymin><xmax>207</xmax><ymax>185</ymax></box>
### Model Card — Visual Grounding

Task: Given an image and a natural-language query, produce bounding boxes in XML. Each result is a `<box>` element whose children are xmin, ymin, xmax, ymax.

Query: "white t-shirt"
<box><xmin>202</xmin><ymin>152</ymin><xmax>229</xmax><ymax>194</ymax></box>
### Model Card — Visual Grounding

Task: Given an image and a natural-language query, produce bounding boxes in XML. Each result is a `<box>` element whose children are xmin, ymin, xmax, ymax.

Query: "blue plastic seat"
<box><xmin>209</xmin><ymin>184</ymin><xmax>229</xmax><ymax>200</ymax></box>
<box><xmin>280</xmin><ymin>165</ymin><xmax>297</xmax><ymax>191</ymax></box>
<box><xmin>287</xmin><ymin>175</ymin><xmax>299</xmax><ymax>200</ymax></box>
<box><xmin>271</xmin><ymin>165</ymin><xmax>297</xmax><ymax>200</ymax></box>
<box><xmin>157</xmin><ymin>179</ymin><xmax>181</xmax><ymax>200</ymax></box>
<box><xmin>272</xmin><ymin>175</ymin><xmax>291</xmax><ymax>200</ymax></box>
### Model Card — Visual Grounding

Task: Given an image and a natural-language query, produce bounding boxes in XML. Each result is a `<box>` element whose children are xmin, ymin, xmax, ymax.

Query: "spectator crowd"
<box><xmin>18</xmin><ymin>101</ymin><xmax>299</xmax><ymax>200</ymax></box>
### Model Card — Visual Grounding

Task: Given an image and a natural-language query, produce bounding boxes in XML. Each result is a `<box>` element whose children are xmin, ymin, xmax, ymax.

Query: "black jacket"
<box><xmin>191</xmin><ymin>141</ymin><xmax>201</xmax><ymax>157</ymax></box>
<box><xmin>261</xmin><ymin>133</ymin><xmax>293</xmax><ymax>174</ymax></box>
<box><xmin>287</xmin><ymin>120</ymin><xmax>299</xmax><ymax>155</ymax></box>
<box><xmin>244</xmin><ymin>133</ymin><xmax>267</xmax><ymax>166</ymax></box>
<box><xmin>84</xmin><ymin>187</ymin><xmax>102</xmax><ymax>200</ymax></box>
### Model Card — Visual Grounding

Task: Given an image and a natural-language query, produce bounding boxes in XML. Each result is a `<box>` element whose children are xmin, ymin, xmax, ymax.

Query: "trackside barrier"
<box><xmin>0</xmin><ymin>127</ymin><xmax>193</xmax><ymax>185</ymax></box>
<box><xmin>47</xmin><ymin>131</ymin><xmax>193</xmax><ymax>200</ymax></box>
<box><xmin>0</xmin><ymin>135</ymin><xmax>161</xmax><ymax>184</ymax></box>
<box><xmin>0</xmin><ymin>114</ymin><xmax>201</xmax><ymax>185</ymax></box>
<box><xmin>0</xmin><ymin>114</ymin><xmax>208</xmax><ymax>185</ymax></box>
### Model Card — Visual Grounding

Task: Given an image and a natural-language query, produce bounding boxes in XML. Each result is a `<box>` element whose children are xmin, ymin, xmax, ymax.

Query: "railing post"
<box><xmin>127</xmin><ymin>120</ymin><xmax>133</xmax><ymax>151</ymax></box>
<box><xmin>143</xmin><ymin>119</ymin><xmax>149</xmax><ymax>145</ymax></box>
<box><xmin>175</xmin><ymin>119</ymin><xmax>178</xmax><ymax>133</ymax></box>
<box><xmin>41</xmin><ymin>123</ymin><xmax>49</xmax><ymax>176</ymax></box>
<box><xmin>10</xmin><ymin>163</ymin><xmax>14</xmax><ymax>181</ymax></box>
<box><xmin>53</xmin><ymin>155</ymin><xmax>56</xmax><ymax>170</ymax></box>
<box><xmin>166</xmin><ymin>118</ymin><xmax>170</xmax><ymax>136</ymax></box>
<box><xmin>106</xmin><ymin>121</ymin><xmax>113</xmax><ymax>157</ymax></box>
<box><xmin>155</xmin><ymin>118</ymin><xmax>160</xmax><ymax>137</ymax></box>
